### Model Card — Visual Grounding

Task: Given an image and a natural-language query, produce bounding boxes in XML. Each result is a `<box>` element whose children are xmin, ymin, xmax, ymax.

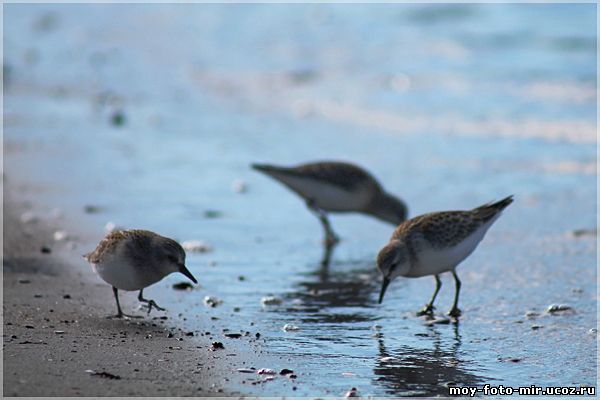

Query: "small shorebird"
<box><xmin>377</xmin><ymin>196</ymin><xmax>513</xmax><ymax>317</ymax></box>
<box><xmin>252</xmin><ymin>161</ymin><xmax>408</xmax><ymax>245</ymax></box>
<box><xmin>85</xmin><ymin>229</ymin><xmax>198</xmax><ymax>318</ymax></box>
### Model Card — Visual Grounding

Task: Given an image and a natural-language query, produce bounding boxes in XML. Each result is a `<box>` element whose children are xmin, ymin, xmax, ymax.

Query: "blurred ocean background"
<box><xmin>4</xmin><ymin>4</ymin><xmax>597</xmax><ymax>396</ymax></box>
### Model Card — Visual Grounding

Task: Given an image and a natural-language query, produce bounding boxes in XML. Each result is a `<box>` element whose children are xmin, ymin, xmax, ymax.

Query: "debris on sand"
<box><xmin>110</xmin><ymin>110</ymin><xmax>126</xmax><ymax>127</ymax></box>
<box><xmin>499</xmin><ymin>357</ymin><xmax>521</xmax><ymax>363</ymax></box>
<box><xmin>224</xmin><ymin>333</ymin><xmax>242</xmax><ymax>339</ymax></box>
<box><xmin>40</xmin><ymin>246</ymin><xmax>52</xmax><ymax>254</ymax></box>
<box><xmin>232</xmin><ymin>179</ymin><xmax>247</xmax><ymax>193</ymax></box>
<box><xmin>279</xmin><ymin>368</ymin><xmax>294</xmax><ymax>376</ymax></box>
<box><xmin>204</xmin><ymin>296</ymin><xmax>222</xmax><ymax>307</ymax></box>
<box><xmin>282</xmin><ymin>324</ymin><xmax>300</xmax><ymax>332</ymax></box>
<box><xmin>53</xmin><ymin>230</ymin><xmax>69</xmax><ymax>241</ymax></box>
<box><xmin>569</xmin><ymin>228</ymin><xmax>597</xmax><ymax>238</ymax></box>
<box><xmin>84</xmin><ymin>205</ymin><xmax>103</xmax><ymax>214</ymax></box>
<box><xmin>257</xmin><ymin>368</ymin><xmax>276</xmax><ymax>375</ymax></box>
<box><xmin>209</xmin><ymin>342</ymin><xmax>224</xmax><ymax>351</ymax></box>
<box><xmin>182</xmin><ymin>240</ymin><xmax>213</xmax><ymax>253</ymax></box>
<box><xmin>86</xmin><ymin>370</ymin><xmax>121</xmax><ymax>379</ymax></box>
<box><xmin>531</xmin><ymin>325</ymin><xmax>543</xmax><ymax>330</ymax></box>
<box><xmin>525</xmin><ymin>310</ymin><xmax>540</xmax><ymax>318</ymax></box>
<box><xmin>172</xmin><ymin>282</ymin><xmax>194</xmax><ymax>291</ymax></box>
<box><xmin>345</xmin><ymin>387</ymin><xmax>359</xmax><ymax>397</ymax></box>
<box><xmin>237</xmin><ymin>368</ymin><xmax>256</xmax><ymax>373</ymax></box>
<box><xmin>20</xmin><ymin>211</ymin><xmax>38</xmax><ymax>223</ymax></box>
<box><xmin>261</xmin><ymin>296</ymin><xmax>283</xmax><ymax>306</ymax></box>
<box><xmin>203</xmin><ymin>210</ymin><xmax>223</xmax><ymax>219</ymax></box>
<box><xmin>547</xmin><ymin>304</ymin><xmax>573</xmax><ymax>314</ymax></box>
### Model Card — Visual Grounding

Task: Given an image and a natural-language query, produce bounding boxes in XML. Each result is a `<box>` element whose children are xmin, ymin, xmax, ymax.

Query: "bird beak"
<box><xmin>378</xmin><ymin>277</ymin><xmax>390</xmax><ymax>304</ymax></box>
<box><xmin>178</xmin><ymin>263</ymin><xmax>198</xmax><ymax>284</ymax></box>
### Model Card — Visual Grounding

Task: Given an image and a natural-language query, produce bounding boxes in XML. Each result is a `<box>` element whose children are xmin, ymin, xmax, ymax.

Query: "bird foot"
<box><xmin>142</xmin><ymin>300</ymin><xmax>166</xmax><ymax>315</ymax></box>
<box><xmin>447</xmin><ymin>307</ymin><xmax>462</xmax><ymax>318</ymax></box>
<box><xmin>416</xmin><ymin>305</ymin><xmax>435</xmax><ymax>316</ymax></box>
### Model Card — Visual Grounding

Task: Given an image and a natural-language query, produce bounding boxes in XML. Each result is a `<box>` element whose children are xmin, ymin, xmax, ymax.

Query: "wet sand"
<box><xmin>3</xmin><ymin>183</ymin><xmax>295</xmax><ymax>397</ymax></box>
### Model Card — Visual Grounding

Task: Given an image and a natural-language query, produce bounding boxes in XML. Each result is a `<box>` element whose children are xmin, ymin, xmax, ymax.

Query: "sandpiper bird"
<box><xmin>85</xmin><ymin>229</ymin><xmax>198</xmax><ymax>318</ymax></box>
<box><xmin>377</xmin><ymin>196</ymin><xmax>513</xmax><ymax>317</ymax></box>
<box><xmin>252</xmin><ymin>161</ymin><xmax>408</xmax><ymax>244</ymax></box>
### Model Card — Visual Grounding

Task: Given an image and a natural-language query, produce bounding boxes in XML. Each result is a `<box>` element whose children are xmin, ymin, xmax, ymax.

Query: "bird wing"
<box><xmin>393</xmin><ymin>211</ymin><xmax>480</xmax><ymax>249</ymax></box>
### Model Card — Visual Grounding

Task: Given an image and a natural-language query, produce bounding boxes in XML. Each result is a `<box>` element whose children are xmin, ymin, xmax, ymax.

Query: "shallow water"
<box><xmin>4</xmin><ymin>3</ymin><xmax>597</xmax><ymax>396</ymax></box>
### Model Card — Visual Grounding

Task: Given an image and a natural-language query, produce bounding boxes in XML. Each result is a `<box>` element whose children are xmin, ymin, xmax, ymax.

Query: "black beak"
<box><xmin>378</xmin><ymin>277</ymin><xmax>390</xmax><ymax>304</ymax></box>
<box><xmin>178</xmin><ymin>263</ymin><xmax>198</xmax><ymax>284</ymax></box>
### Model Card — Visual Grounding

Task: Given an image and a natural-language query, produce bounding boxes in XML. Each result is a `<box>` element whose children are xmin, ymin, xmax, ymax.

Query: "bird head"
<box><xmin>157</xmin><ymin>237</ymin><xmax>198</xmax><ymax>284</ymax></box>
<box><xmin>376</xmin><ymin>240</ymin><xmax>409</xmax><ymax>304</ymax></box>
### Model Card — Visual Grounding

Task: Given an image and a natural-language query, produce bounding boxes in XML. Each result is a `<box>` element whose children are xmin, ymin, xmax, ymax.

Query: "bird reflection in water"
<box><xmin>373</xmin><ymin>324</ymin><xmax>489</xmax><ymax>397</ymax></box>
<box><xmin>319</xmin><ymin>240</ymin><xmax>338</xmax><ymax>268</ymax></box>
<box><xmin>281</xmin><ymin>255</ymin><xmax>380</xmax><ymax>325</ymax></box>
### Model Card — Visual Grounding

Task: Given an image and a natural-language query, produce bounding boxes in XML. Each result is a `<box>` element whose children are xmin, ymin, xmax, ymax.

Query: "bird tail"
<box><xmin>473</xmin><ymin>195</ymin><xmax>514</xmax><ymax>221</ymax></box>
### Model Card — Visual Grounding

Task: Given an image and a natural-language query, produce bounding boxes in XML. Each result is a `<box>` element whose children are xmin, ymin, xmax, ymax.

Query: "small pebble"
<box><xmin>547</xmin><ymin>304</ymin><xmax>573</xmax><ymax>314</ymax></box>
<box><xmin>232</xmin><ymin>179</ymin><xmax>247</xmax><ymax>193</ymax></box>
<box><xmin>18</xmin><ymin>279</ymin><xmax>31</xmax><ymax>284</ymax></box>
<box><xmin>40</xmin><ymin>246</ymin><xmax>51</xmax><ymax>254</ymax></box>
<box><xmin>110</xmin><ymin>110</ymin><xmax>126</xmax><ymax>126</ymax></box>
<box><xmin>531</xmin><ymin>325</ymin><xmax>543</xmax><ymax>330</ymax></box>
<box><xmin>525</xmin><ymin>311</ymin><xmax>539</xmax><ymax>318</ymax></box>
<box><xmin>224</xmin><ymin>333</ymin><xmax>242</xmax><ymax>339</ymax></box>
<box><xmin>210</xmin><ymin>342</ymin><xmax>224</xmax><ymax>350</ymax></box>
<box><xmin>203</xmin><ymin>210</ymin><xmax>222</xmax><ymax>218</ymax></box>
<box><xmin>53</xmin><ymin>230</ymin><xmax>68</xmax><ymax>241</ymax></box>
<box><xmin>257</xmin><ymin>368</ymin><xmax>276</xmax><ymax>375</ymax></box>
<box><xmin>261</xmin><ymin>296</ymin><xmax>283</xmax><ymax>306</ymax></box>
<box><xmin>63</xmin><ymin>294</ymin><xmax>71</xmax><ymax>299</ymax></box>
<box><xmin>172</xmin><ymin>282</ymin><xmax>194</xmax><ymax>291</ymax></box>
<box><xmin>54</xmin><ymin>330</ymin><xmax>65</xmax><ymax>335</ymax></box>
<box><xmin>204</xmin><ymin>296</ymin><xmax>222</xmax><ymax>307</ymax></box>
<box><xmin>84</xmin><ymin>205</ymin><xmax>102</xmax><ymax>214</ymax></box>
<box><xmin>237</xmin><ymin>368</ymin><xmax>256</xmax><ymax>373</ymax></box>
<box><xmin>280</xmin><ymin>368</ymin><xmax>294</xmax><ymax>375</ymax></box>
<box><xmin>282</xmin><ymin>324</ymin><xmax>300</xmax><ymax>332</ymax></box>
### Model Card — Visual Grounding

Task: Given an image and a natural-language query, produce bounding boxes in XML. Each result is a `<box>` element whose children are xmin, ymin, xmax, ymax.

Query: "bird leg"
<box><xmin>447</xmin><ymin>270</ymin><xmax>462</xmax><ymax>317</ymax></box>
<box><xmin>308</xmin><ymin>205</ymin><xmax>340</xmax><ymax>245</ymax></box>
<box><xmin>107</xmin><ymin>287</ymin><xmax>142</xmax><ymax>319</ymax></box>
<box><xmin>138</xmin><ymin>289</ymin><xmax>165</xmax><ymax>315</ymax></box>
<box><xmin>417</xmin><ymin>275</ymin><xmax>442</xmax><ymax>316</ymax></box>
